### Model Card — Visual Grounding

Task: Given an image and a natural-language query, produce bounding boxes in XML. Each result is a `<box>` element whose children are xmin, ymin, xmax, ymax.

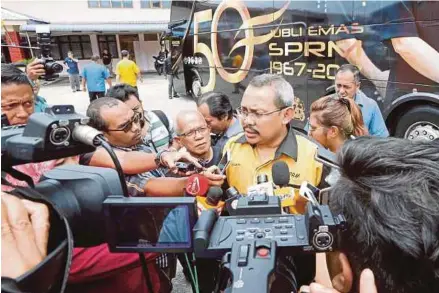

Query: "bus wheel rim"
<box><xmin>404</xmin><ymin>121</ymin><xmax>439</xmax><ymax>141</ymax></box>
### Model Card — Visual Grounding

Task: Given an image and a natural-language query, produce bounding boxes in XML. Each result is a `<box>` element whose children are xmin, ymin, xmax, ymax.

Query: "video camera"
<box><xmin>1</xmin><ymin>105</ymin><xmax>345</xmax><ymax>293</ymax></box>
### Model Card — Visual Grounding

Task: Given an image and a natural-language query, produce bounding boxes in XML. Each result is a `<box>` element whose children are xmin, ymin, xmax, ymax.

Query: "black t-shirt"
<box><xmin>102</xmin><ymin>52</ymin><xmax>112</xmax><ymax>65</ymax></box>
<box><xmin>370</xmin><ymin>1</ymin><xmax>439</xmax><ymax>91</ymax></box>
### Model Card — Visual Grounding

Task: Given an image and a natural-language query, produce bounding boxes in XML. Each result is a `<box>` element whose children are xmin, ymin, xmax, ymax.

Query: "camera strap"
<box><xmin>1</xmin><ymin>167</ymin><xmax>35</xmax><ymax>188</ymax></box>
<box><xmin>1</xmin><ymin>186</ymin><xmax>74</xmax><ymax>293</ymax></box>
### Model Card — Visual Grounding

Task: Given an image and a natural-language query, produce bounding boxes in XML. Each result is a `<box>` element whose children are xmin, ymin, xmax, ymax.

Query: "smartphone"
<box><xmin>175</xmin><ymin>162</ymin><xmax>197</xmax><ymax>172</ymax></box>
<box><xmin>217</xmin><ymin>150</ymin><xmax>231</xmax><ymax>175</ymax></box>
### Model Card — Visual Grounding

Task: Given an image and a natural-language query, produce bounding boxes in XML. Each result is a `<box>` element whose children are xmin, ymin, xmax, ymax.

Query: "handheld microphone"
<box><xmin>205</xmin><ymin>186</ymin><xmax>223</xmax><ymax>206</ymax></box>
<box><xmin>225</xmin><ymin>186</ymin><xmax>241</xmax><ymax>215</ymax></box>
<box><xmin>271</xmin><ymin>161</ymin><xmax>302</xmax><ymax>213</ymax></box>
<box><xmin>185</xmin><ymin>174</ymin><xmax>209</xmax><ymax>197</ymax></box>
<box><xmin>272</xmin><ymin>161</ymin><xmax>290</xmax><ymax>187</ymax></box>
<box><xmin>197</xmin><ymin>186</ymin><xmax>225</xmax><ymax>215</ymax></box>
<box><xmin>247</xmin><ymin>173</ymin><xmax>274</xmax><ymax>197</ymax></box>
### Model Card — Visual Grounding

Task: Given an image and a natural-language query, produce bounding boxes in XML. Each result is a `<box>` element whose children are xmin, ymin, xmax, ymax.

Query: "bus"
<box><xmin>167</xmin><ymin>0</ymin><xmax>439</xmax><ymax>141</ymax></box>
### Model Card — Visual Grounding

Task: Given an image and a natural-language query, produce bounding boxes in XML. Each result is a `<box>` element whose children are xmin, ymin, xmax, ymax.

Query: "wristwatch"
<box><xmin>154</xmin><ymin>149</ymin><xmax>169</xmax><ymax>167</ymax></box>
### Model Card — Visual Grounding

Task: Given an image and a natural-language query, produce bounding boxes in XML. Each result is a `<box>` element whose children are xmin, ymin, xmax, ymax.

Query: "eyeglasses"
<box><xmin>179</xmin><ymin>126</ymin><xmax>209</xmax><ymax>138</ymax></box>
<box><xmin>236</xmin><ymin>106</ymin><xmax>287</xmax><ymax>120</ymax></box>
<box><xmin>107</xmin><ymin>112</ymin><xmax>144</xmax><ymax>133</ymax></box>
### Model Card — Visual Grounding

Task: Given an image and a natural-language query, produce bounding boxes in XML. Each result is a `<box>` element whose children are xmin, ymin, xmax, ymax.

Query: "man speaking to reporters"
<box><xmin>224</xmin><ymin>74</ymin><xmax>327</xmax><ymax>214</ymax></box>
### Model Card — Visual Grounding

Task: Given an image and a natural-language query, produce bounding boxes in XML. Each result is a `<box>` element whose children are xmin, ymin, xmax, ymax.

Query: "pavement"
<box><xmin>39</xmin><ymin>73</ymin><xmax>197</xmax><ymax>121</ymax></box>
<box><xmin>39</xmin><ymin>73</ymin><xmax>194</xmax><ymax>293</ymax></box>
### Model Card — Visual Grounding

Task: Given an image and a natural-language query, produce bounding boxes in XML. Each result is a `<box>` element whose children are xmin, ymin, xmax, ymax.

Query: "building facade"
<box><xmin>1</xmin><ymin>0</ymin><xmax>171</xmax><ymax>74</ymax></box>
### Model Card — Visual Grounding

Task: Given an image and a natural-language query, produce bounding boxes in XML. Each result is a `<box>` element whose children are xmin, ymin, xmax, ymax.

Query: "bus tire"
<box><xmin>191</xmin><ymin>76</ymin><xmax>202</xmax><ymax>101</ymax></box>
<box><xmin>394</xmin><ymin>105</ymin><xmax>439</xmax><ymax>141</ymax></box>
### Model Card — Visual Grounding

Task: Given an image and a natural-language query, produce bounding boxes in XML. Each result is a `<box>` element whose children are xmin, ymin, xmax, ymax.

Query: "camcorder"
<box><xmin>1</xmin><ymin>105</ymin><xmax>346</xmax><ymax>293</ymax></box>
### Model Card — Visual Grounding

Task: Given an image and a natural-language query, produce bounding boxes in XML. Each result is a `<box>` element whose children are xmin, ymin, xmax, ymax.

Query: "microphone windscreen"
<box><xmin>185</xmin><ymin>174</ymin><xmax>209</xmax><ymax>196</ymax></box>
<box><xmin>272</xmin><ymin>161</ymin><xmax>290</xmax><ymax>187</ymax></box>
<box><xmin>206</xmin><ymin>186</ymin><xmax>223</xmax><ymax>205</ymax></box>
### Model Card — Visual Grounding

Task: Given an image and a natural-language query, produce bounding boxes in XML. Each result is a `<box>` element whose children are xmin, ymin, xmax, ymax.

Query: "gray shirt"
<box><xmin>213</xmin><ymin>117</ymin><xmax>243</xmax><ymax>153</ymax></box>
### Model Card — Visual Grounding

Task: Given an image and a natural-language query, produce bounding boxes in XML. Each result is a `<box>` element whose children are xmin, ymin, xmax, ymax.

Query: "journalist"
<box><xmin>224</xmin><ymin>73</ymin><xmax>328</xmax><ymax>214</ymax></box>
<box><xmin>334</xmin><ymin>64</ymin><xmax>389</xmax><ymax>137</ymax></box>
<box><xmin>173</xmin><ymin>110</ymin><xmax>224</xmax><ymax>293</ymax></box>
<box><xmin>83</xmin><ymin>98</ymin><xmax>225</xmax><ymax>197</ymax></box>
<box><xmin>308</xmin><ymin>95</ymin><xmax>368</xmax><ymax>153</ymax></box>
<box><xmin>25</xmin><ymin>59</ymin><xmax>50</xmax><ymax>112</ymax></box>
<box><xmin>1</xmin><ymin>191</ymin><xmax>50</xmax><ymax>280</ymax></box>
<box><xmin>174</xmin><ymin>110</ymin><xmax>222</xmax><ymax>168</ymax></box>
<box><xmin>310</xmin><ymin>137</ymin><xmax>439</xmax><ymax>293</ymax></box>
<box><xmin>106</xmin><ymin>83</ymin><xmax>179</xmax><ymax>152</ymax></box>
<box><xmin>197</xmin><ymin>91</ymin><xmax>243</xmax><ymax>152</ymax></box>
<box><xmin>1</xmin><ymin>64</ymin><xmax>166</xmax><ymax>293</ymax></box>
<box><xmin>2</xmin><ymin>64</ymin><xmax>36</xmax><ymax>125</ymax></box>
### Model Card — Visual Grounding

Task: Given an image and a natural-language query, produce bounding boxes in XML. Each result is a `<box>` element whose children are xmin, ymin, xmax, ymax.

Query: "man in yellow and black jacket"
<box><xmin>223</xmin><ymin>74</ymin><xmax>330</xmax><ymax>291</ymax></box>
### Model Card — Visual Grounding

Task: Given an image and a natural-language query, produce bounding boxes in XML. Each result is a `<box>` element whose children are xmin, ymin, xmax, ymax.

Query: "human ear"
<box><xmin>328</xmin><ymin>126</ymin><xmax>340</xmax><ymax>139</ymax></box>
<box><xmin>282</xmin><ymin>106</ymin><xmax>295</xmax><ymax>124</ymax></box>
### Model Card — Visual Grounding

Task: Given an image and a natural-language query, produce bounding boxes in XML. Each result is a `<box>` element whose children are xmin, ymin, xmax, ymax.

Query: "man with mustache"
<box><xmin>224</xmin><ymin>74</ymin><xmax>327</xmax><ymax>211</ymax></box>
<box><xmin>335</xmin><ymin>64</ymin><xmax>389</xmax><ymax>137</ymax></box>
<box><xmin>223</xmin><ymin>74</ymin><xmax>329</xmax><ymax>291</ymax></box>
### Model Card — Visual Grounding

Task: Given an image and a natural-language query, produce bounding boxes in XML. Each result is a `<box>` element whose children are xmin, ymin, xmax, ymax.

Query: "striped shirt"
<box><xmin>142</xmin><ymin>110</ymin><xmax>176</xmax><ymax>153</ymax></box>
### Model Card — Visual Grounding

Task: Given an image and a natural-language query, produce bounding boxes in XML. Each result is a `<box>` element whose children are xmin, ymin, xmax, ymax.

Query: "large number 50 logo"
<box><xmin>193</xmin><ymin>0</ymin><xmax>289</xmax><ymax>93</ymax></box>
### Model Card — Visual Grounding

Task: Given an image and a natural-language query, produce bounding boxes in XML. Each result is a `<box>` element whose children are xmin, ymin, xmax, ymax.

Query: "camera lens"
<box><xmin>50</xmin><ymin>126</ymin><xmax>71</xmax><ymax>146</ymax></box>
<box><xmin>46</xmin><ymin>61</ymin><xmax>64</xmax><ymax>74</ymax></box>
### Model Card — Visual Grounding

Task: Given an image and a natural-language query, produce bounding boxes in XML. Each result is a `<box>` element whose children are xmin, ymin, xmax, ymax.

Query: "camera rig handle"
<box><xmin>222</xmin><ymin>239</ymin><xmax>277</xmax><ymax>293</ymax></box>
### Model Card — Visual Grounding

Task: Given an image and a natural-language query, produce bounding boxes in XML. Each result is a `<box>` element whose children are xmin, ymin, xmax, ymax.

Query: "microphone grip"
<box><xmin>193</xmin><ymin>209</ymin><xmax>217</xmax><ymax>251</ymax></box>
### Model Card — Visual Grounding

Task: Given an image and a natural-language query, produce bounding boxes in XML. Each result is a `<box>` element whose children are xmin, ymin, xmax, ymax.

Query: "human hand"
<box><xmin>26</xmin><ymin>59</ymin><xmax>45</xmax><ymax>81</ymax></box>
<box><xmin>1</xmin><ymin>192</ymin><xmax>50</xmax><ymax>278</ymax></box>
<box><xmin>83</xmin><ymin>87</ymin><xmax>87</xmax><ymax>92</ymax></box>
<box><xmin>300</xmin><ymin>269</ymin><xmax>377</xmax><ymax>293</ymax></box>
<box><xmin>202</xmin><ymin>167</ymin><xmax>226</xmax><ymax>187</ymax></box>
<box><xmin>161</xmin><ymin>151</ymin><xmax>203</xmax><ymax>174</ymax></box>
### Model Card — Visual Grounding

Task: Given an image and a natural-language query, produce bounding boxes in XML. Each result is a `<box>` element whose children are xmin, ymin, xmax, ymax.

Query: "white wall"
<box><xmin>1</xmin><ymin>0</ymin><xmax>170</xmax><ymax>24</ymax></box>
<box><xmin>134</xmin><ymin>40</ymin><xmax>161</xmax><ymax>72</ymax></box>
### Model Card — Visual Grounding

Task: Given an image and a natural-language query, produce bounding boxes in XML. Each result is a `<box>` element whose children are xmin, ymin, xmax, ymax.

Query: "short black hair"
<box><xmin>86</xmin><ymin>97</ymin><xmax>121</xmax><ymax>131</ymax></box>
<box><xmin>1</xmin><ymin>64</ymin><xmax>32</xmax><ymax>87</ymax></box>
<box><xmin>197</xmin><ymin>91</ymin><xmax>233</xmax><ymax>120</ymax></box>
<box><xmin>106</xmin><ymin>84</ymin><xmax>139</xmax><ymax>102</ymax></box>
<box><xmin>336</xmin><ymin>64</ymin><xmax>361</xmax><ymax>83</ymax></box>
<box><xmin>330</xmin><ymin>136</ymin><xmax>439</xmax><ymax>293</ymax></box>
<box><xmin>121</xmin><ymin>50</ymin><xmax>129</xmax><ymax>57</ymax></box>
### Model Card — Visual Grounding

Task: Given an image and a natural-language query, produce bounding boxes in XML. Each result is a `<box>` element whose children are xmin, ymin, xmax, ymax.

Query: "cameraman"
<box><xmin>83</xmin><ymin>98</ymin><xmax>225</xmax><ymax>197</ymax></box>
<box><xmin>2</xmin><ymin>63</ymin><xmax>39</xmax><ymax>125</ymax></box>
<box><xmin>1</xmin><ymin>191</ymin><xmax>50</xmax><ymax>280</ymax></box>
<box><xmin>312</xmin><ymin>137</ymin><xmax>439</xmax><ymax>293</ymax></box>
<box><xmin>1</xmin><ymin>64</ymin><xmax>162</xmax><ymax>293</ymax></box>
<box><xmin>106</xmin><ymin>84</ymin><xmax>179</xmax><ymax>152</ymax></box>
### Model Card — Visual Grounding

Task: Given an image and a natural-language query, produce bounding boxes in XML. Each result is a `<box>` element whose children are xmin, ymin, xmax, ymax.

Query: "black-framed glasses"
<box><xmin>107</xmin><ymin>112</ymin><xmax>144</xmax><ymax>133</ymax></box>
<box><xmin>236</xmin><ymin>106</ymin><xmax>287</xmax><ymax>120</ymax></box>
<box><xmin>179</xmin><ymin>126</ymin><xmax>209</xmax><ymax>138</ymax></box>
